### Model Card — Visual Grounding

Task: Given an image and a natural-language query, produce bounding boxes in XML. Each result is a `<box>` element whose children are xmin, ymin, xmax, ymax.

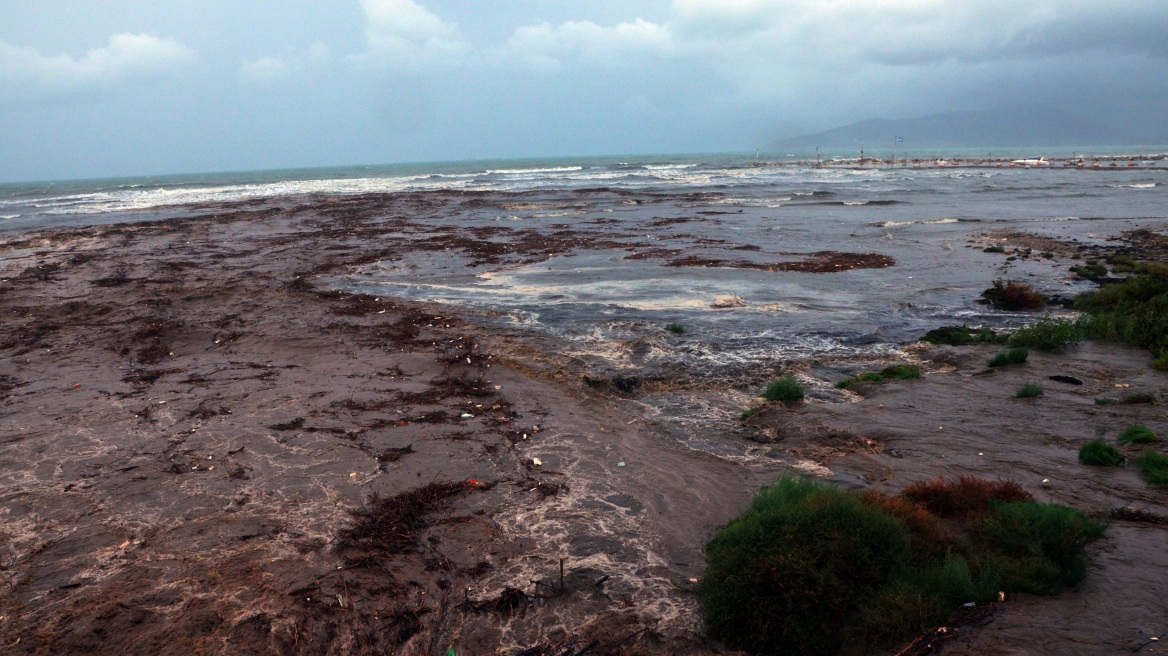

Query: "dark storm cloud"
<box><xmin>0</xmin><ymin>1</ymin><xmax>1164</xmax><ymax>181</ymax></box>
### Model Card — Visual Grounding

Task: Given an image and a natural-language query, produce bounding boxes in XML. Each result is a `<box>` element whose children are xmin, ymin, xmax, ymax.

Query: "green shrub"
<box><xmin>665</xmin><ymin>322</ymin><xmax>686</xmax><ymax>334</ymax></box>
<box><xmin>920</xmin><ymin>326</ymin><xmax>1007</xmax><ymax>346</ymax></box>
<box><xmin>1015</xmin><ymin>382</ymin><xmax>1043</xmax><ymax>398</ymax></box>
<box><xmin>1152</xmin><ymin>352</ymin><xmax>1168</xmax><ymax>371</ymax></box>
<box><xmin>1076</xmin><ymin>271</ymin><xmax>1168</xmax><ymax>365</ymax></box>
<box><xmin>1072</xmin><ymin>263</ymin><xmax>1108</xmax><ymax>280</ymax></box>
<box><xmin>699</xmin><ymin>478</ymin><xmax>913</xmax><ymax>655</ymax></box>
<box><xmin>1078</xmin><ymin>440</ymin><xmax>1125</xmax><ymax>466</ymax></box>
<box><xmin>988</xmin><ymin>347</ymin><xmax>1029</xmax><ymax>367</ymax></box>
<box><xmin>739</xmin><ymin>406</ymin><xmax>760</xmax><ymax>421</ymax></box>
<box><xmin>1135</xmin><ymin>451</ymin><xmax>1168</xmax><ymax>486</ymax></box>
<box><xmin>698</xmin><ymin>477</ymin><xmax>1104</xmax><ymax>655</ymax></box>
<box><xmin>970</xmin><ymin>502</ymin><xmax>1104</xmax><ymax>595</ymax></box>
<box><xmin>837</xmin><ymin>364</ymin><xmax>921</xmax><ymax>389</ymax></box>
<box><xmin>764</xmin><ymin>376</ymin><xmax>805</xmax><ymax>404</ymax></box>
<box><xmin>983</xmin><ymin>245</ymin><xmax>1006</xmax><ymax>253</ymax></box>
<box><xmin>981</xmin><ymin>280</ymin><xmax>1047</xmax><ymax>310</ymax></box>
<box><xmin>1008</xmin><ymin>316</ymin><xmax>1085</xmax><ymax>353</ymax></box>
<box><xmin>1118</xmin><ymin>424</ymin><xmax>1158</xmax><ymax>445</ymax></box>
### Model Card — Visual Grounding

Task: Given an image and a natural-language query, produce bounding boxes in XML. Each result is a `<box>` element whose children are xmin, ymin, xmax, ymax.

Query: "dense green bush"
<box><xmin>699</xmin><ymin>478</ymin><xmax>913</xmax><ymax>655</ymax></box>
<box><xmin>764</xmin><ymin>376</ymin><xmax>805</xmax><ymax>404</ymax></box>
<box><xmin>988</xmin><ymin>347</ymin><xmax>1029</xmax><ymax>367</ymax></box>
<box><xmin>970</xmin><ymin>502</ymin><xmax>1104</xmax><ymax>595</ymax></box>
<box><xmin>699</xmin><ymin>477</ymin><xmax>1104</xmax><ymax>655</ymax></box>
<box><xmin>665</xmin><ymin>322</ymin><xmax>686</xmax><ymax>334</ymax></box>
<box><xmin>1076</xmin><ymin>270</ymin><xmax>1168</xmax><ymax>368</ymax></box>
<box><xmin>1078</xmin><ymin>440</ymin><xmax>1125</xmax><ymax>467</ymax></box>
<box><xmin>1008</xmin><ymin>316</ymin><xmax>1085</xmax><ymax>353</ymax></box>
<box><xmin>1118</xmin><ymin>425</ymin><xmax>1158</xmax><ymax>445</ymax></box>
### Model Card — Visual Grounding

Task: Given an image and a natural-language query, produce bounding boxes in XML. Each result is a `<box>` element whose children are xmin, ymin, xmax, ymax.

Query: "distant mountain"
<box><xmin>770</xmin><ymin>107</ymin><xmax>1155</xmax><ymax>151</ymax></box>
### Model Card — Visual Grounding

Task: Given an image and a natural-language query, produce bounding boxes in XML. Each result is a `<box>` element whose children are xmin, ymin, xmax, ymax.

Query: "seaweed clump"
<box><xmin>699</xmin><ymin>476</ymin><xmax>1103</xmax><ymax>655</ymax></box>
<box><xmin>335</xmin><ymin>481</ymin><xmax>487</xmax><ymax>566</ymax></box>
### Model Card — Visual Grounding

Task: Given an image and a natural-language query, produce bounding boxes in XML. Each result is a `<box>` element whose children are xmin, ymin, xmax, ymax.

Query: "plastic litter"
<box><xmin>460</xmin><ymin>413</ymin><xmax>474</xmax><ymax>418</ymax></box>
<box><xmin>617</xmin><ymin>462</ymin><xmax>626</xmax><ymax>468</ymax></box>
<box><xmin>531</xmin><ymin>457</ymin><xmax>542</xmax><ymax>466</ymax></box>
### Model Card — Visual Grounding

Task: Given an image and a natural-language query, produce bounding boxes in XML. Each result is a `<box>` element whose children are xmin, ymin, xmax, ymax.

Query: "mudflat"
<box><xmin>1</xmin><ymin>193</ymin><xmax>1165</xmax><ymax>655</ymax></box>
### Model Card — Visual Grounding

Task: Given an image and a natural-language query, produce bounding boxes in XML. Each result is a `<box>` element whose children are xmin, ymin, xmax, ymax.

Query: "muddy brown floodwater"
<box><xmin>1</xmin><ymin>192</ymin><xmax>1165</xmax><ymax>655</ymax></box>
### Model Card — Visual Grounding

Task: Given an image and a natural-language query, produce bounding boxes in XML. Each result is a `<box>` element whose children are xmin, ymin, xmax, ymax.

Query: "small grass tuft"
<box><xmin>1135</xmin><ymin>451</ymin><xmax>1168</xmax><ymax>486</ymax></box>
<box><xmin>1151</xmin><ymin>352</ymin><xmax>1168</xmax><ymax>371</ymax></box>
<box><xmin>764</xmin><ymin>376</ymin><xmax>805</xmax><ymax>404</ymax></box>
<box><xmin>837</xmin><ymin>364</ymin><xmax>921</xmax><ymax>389</ymax></box>
<box><xmin>1015</xmin><ymin>382</ymin><xmax>1043</xmax><ymax>398</ymax></box>
<box><xmin>665</xmin><ymin>322</ymin><xmax>687</xmax><ymax>334</ymax></box>
<box><xmin>1118</xmin><ymin>424</ymin><xmax>1159</xmax><ymax>445</ymax></box>
<box><xmin>988</xmin><ymin>347</ymin><xmax>1029</xmax><ymax>368</ymax></box>
<box><xmin>739</xmin><ymin>406</ymin><xmax>761</xmax><ymax>421</ymax></box>
<box><xmin>1078</xmin><ymin>440</ymin><xmax>1125</xmax><ymax>467</ymax></box>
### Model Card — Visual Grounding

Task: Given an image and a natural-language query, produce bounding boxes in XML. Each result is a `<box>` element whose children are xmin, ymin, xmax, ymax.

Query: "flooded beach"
<box><xmin>1</xmin><ymin>160</ymin><xmax>1167</xmax><ymax>654</ymax></box>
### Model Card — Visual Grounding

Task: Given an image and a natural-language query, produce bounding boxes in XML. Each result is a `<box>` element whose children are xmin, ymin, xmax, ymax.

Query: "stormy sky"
<box><xmin>2</xmin><ymin>1</ymin><xmax>1166</xmax><ymax>181</ymax></box>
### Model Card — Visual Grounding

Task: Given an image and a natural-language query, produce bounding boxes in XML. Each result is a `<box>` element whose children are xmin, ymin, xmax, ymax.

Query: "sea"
<box><xmin>4</xmin><ymin>148</ymin><xmax>1168</xmax><ymax>443</ymax></box>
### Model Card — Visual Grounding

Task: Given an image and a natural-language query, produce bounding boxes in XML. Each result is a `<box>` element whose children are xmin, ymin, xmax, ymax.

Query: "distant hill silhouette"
<box><xmin>771</xmin><ymin>106</ymin><xmax>1161</xmax><ymax>150</ymax></box>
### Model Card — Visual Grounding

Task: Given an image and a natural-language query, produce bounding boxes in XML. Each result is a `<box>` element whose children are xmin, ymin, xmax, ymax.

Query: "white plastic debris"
<box><xmin>461</xmin><ymin>413</ymin><xmax>474</xmax><ymax>418</ymax></box>
<box><xmin>617</xmin><ymin>462</ymin><xmax>626</xmax><ymax>468</ymax></box>
<box><xmin>531</xmin><ymin>457</ymin><xmax>542</xmax><ymax>466</ymax></box>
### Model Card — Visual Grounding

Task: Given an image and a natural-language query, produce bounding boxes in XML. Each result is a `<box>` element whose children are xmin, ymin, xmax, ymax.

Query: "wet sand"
<box><xmin>1</xmin><ymin>193</ymin><xmax>1165</xmax><ymax>655</ymax></box>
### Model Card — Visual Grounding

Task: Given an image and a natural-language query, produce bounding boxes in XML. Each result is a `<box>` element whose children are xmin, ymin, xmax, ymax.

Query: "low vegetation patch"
<box><xmin>1072</xmin><ymin>262</ymin><xmax>1108</xmax><ymax>280</ymax></box>
<box><xmin>1075</xmin><ymin>266</ymin><xmax>1168</xmax><ymax>369</ymax></box>
<box><xmin>739</xmin><ymin>406</ymin><xmax>760</xmax><ymax>421</ymax></box>
<box><xmin>1118</xmin><ymin>424</ymin><xmax>1159</xmax><ymax>445</ymax></box>
<box><xmin>1015</xmin><ymin>382</ymin><xmax>1043</xmax><ymax>398</ymax></box>
<box><xmin>981</xmin><ymin>280</ymin><xmax>1048</xmax><ymax>311</ymax></box>
<box><xmin>699</xmin><ymin>476</ymin><xmax>1102</xmax><ymax>656</ymax></box>
<box><xmin>920</xmin><ymin>325</ymin><xmax>1007</xmax><ymax>346</ymax></box>
<box><xmin>1135</xmin><ymin>451</ymin><xmax>1168</xmax><ymax>486</ymax></box>
<box><xmin>1008</xmin><ymin>316</ymin><xmax>1085</xmax><ymax>353</ymax></box>
<box><xmin>665</xmin><ymin>322</ymin><xmax>687</xmax><ymax>334</ymax></box>
<box><xmin>1079</xmin><ymin>440</ymin><xmax>1125</xmax><ymax>467</ymax></box>
<box><xmin>763</xmin><ymin>376</ymin><xmax>805</xmax><ymax>404</ymax></box>
<box><xmin>988</xmin><ymin>347</ymin><xmax>1029</xmax><ymax>367</ymax></box>
<box><xmin>837</xmin><ymin>364</ymin><xmax>921</xmax><ymax>389</ymax></box>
